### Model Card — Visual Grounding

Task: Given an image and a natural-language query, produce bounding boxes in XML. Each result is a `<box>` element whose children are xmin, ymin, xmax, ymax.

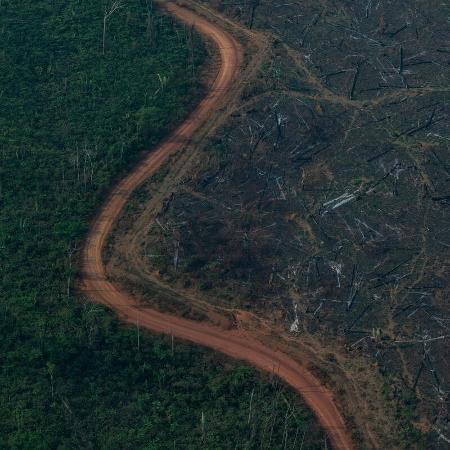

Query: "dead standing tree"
<box><xmin>145</xmin><ymin>0</ymin><xmax>154</xmax><ymax>39</ymax></box>
<box><xmin>103</xmin><ymin>0</ymin><xmax>124</xmax><ymax>55</ymax></box>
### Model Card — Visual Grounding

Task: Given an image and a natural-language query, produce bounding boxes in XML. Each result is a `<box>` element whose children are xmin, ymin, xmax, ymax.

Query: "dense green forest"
<box><xmin>0</xmin><ymin>1</ymin><xmax>325</xmax><ymax>448</ymax></box>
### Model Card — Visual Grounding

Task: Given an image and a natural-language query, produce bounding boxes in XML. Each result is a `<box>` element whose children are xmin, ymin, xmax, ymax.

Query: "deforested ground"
<box><xmin>107</xmin><ymin>1</ymin><xmax>450</xmax><ymax>448</ymax></box>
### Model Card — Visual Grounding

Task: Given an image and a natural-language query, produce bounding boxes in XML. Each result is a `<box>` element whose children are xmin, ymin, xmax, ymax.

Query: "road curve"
<box><xmin>80</xmin><ymin>2</ymin><xmax>354</xmax><ymax>449</ymax></box>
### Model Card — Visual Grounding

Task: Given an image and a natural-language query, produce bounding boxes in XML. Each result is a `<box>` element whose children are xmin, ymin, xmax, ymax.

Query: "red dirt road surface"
<box><xmin>80</xmin><ymin>2</ymin><xmax>354</xmax><ymax>449</ymax></box>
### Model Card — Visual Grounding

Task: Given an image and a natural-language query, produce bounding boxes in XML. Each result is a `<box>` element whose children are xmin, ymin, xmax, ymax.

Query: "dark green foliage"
<box><xmin>0</xmin><ymin>1</ymin><xmax>323</xmax><ymax>448</ymax></box>
<box><xmin>1</xmin><ymin>298</ymin><xmax>325</xmax><ymax>449</ymax></box>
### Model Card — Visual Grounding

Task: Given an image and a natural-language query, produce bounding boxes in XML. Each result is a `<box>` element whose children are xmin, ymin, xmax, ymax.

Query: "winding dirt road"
<box><xmin>80</xmin><ymin>2</ymin><xmax>354</xmax><ymax>449</ymax></box>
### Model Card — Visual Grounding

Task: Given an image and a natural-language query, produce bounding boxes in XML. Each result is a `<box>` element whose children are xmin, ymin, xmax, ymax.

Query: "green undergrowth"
<box><xmin>0</xmin><ymin>1</ymin><xmax>324</xmax><ymax>448</ymax></box>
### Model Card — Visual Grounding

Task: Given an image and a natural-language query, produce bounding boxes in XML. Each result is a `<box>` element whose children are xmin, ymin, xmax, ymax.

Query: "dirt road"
<box><xmin>80</xmin><ymin>2</ymin><xmax>354</xmax><ymax>449</ymax></box>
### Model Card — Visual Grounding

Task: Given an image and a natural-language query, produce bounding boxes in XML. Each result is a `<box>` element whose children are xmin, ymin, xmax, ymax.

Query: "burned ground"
<box><xmin>108</xmin><ymin>1</ymin><xmax>450</xmax><ymax>447</ymax></box>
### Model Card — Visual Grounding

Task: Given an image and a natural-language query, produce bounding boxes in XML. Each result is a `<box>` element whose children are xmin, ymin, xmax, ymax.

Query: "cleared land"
<box><xmin>108</xmin><ymin>0</ymin><xmax>450</xmax><ymax>448</ymax></box>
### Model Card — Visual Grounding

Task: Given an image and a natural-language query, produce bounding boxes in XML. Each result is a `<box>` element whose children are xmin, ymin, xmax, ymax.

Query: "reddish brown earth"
<box><xmin>80</xmin><ymin>2</ymin><xmax>354</xmax><ymax>449</ymax></box>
